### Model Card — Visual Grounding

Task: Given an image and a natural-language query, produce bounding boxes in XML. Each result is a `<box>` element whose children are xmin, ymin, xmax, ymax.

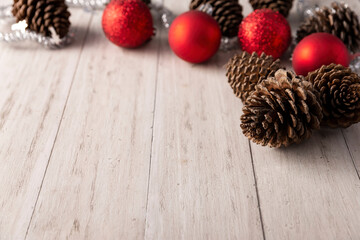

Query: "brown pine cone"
<box><xmin>12</xmin><ymin>0</ymin><xmax>71</xmax><ymax>38</ymax></box>
<box><xmin>249</xmin><ymin>0</ymin><xmax>293</xmax><ymax>17</ymax></box>
<box><xmin>241</xmin><ymin>69</ymin><xmax>323</xmax><ymax>148</ymax></box>
<box><xmin>190</xmin><ymin>0</ymin><xmax>243</xmax><ymax>37</ymax></box>
<box><xmin>297</xmin><ymin>2</ymin><xmax>360</xmax><ymax>52</ymax></box>
<box><xmin>306</xmin><ymin>64</ymin><xmax>360</xmax><ymax>128</ymax></box>
<box><xmin>226</xmin><ymin>51</ymin><xmax>281</xmax><ymax>102</ymax></box>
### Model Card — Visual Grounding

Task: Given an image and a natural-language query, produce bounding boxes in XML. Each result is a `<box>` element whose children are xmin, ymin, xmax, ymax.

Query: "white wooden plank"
<box><xmin>0</xmin><ymin>9</ymin><xmax>91</xmax><ymax>240</ymax></box>
<box><xmin>25</xmin><ymin>12</ymin><xmax>160</xmax><ymax>240</ymax></box>
<box><xmin>343</xmin><ymin>126</ymin><xmax>360</xmax><ymax>177</ymax></box>
<box><xmin>251</xmin><ymin>130</ymin><xmax>360</xmax><ymax>240</ymax></box>
<box><xmin>145</xmin><ymin>1</ymin><xmax>263</xmax><ymax>239</ymax></box>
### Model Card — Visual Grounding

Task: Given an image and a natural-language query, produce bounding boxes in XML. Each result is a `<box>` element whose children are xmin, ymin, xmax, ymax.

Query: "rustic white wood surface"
<box><xmin>26</xmin><ymin>12</ymin><xmax>160</xmax><ymax>240</ymax></box>
<box><xmin>0</xmin><ymin>7</ymin><xmax>92</xmax><ymax>240</ymax></box>
<box><xmin>0</xmin><ymin>0</ymin><xmax>359</xmax><ymax>239</ymax></box>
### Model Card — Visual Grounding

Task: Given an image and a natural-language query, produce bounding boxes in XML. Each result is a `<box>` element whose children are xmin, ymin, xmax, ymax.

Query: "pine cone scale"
<box><xmin>190</xmin><ymin>0</ymin><xmax>243</xmax><ymax>37</ymax></box>
<box><xmin>306</xmin><ymin>63</ymin><xmax>360</xmax><ymax>128</ymax></box>
<box><xmin>226</xmin><ymin>52</ymin><xmax>281</xmax><ymax>102</ymax></box>
<box><xmin>12</xmin><ymin>0</ymin><xmax>71</xmax><ymax>38</ymax></box>
<box><xmin>241</xmin><ymin>69</ymin><xmax>323</xmax><ymax>147</ymax></box>
<box><xmin>297</xmin><ymin>2</ymin><xmax>360</xmax><ymax>52</ymax></box>
<box><xmin>249</xmin><ymin>0</ymin><xmax>293</xmax><ymax>17</ymax></box>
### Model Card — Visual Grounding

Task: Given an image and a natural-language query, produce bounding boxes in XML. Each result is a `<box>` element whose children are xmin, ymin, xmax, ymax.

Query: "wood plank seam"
<box><xmin>341</xmin><ymin>130</ymin><xmax>360</xmax><ymax>180</ymax></box>
<box><xmin>23</xmin><ymin>14</ymin><xmax>94</xmax><ymax>240</ymax></box>
<box><xmin>249</xmin><ymin>141</ymin><xmax>266</xmax><ymax>240</ymax></box>
<box><xmin>144</xmin><ymin>17</ymin><xmax>163</xmax><ymax>239</ymax></box>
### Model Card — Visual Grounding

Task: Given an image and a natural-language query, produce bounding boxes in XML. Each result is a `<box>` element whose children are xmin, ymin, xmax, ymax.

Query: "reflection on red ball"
<box><xmin>169</xmin><ymin>11</ymin><xmax>221</xmax><ymax>63</ymax></box>
<box><xmin>102</xmin><ymin>0</ymin><xmax>154</xmax><ymax>48</ymax></box>
<box><xmin>238</xmin><ymin>9</ymin><xmax>291</xmax><ymax>59</ymax></box>
<box><xmin>292</xmin><ymin>33</ymin><xmax>350</xmax><ymax>76</ymax></box>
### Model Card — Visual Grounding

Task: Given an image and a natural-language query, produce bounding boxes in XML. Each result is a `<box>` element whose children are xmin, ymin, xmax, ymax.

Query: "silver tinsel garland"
<box><xmin>65</xmin><ymin>0</ymin><xmax>109</xmax><ymax>10</ymax></box>
<box><xmin>0</xmin><ymin>26</ymin><xmax>74</xmax><ymax>49</ymax></box>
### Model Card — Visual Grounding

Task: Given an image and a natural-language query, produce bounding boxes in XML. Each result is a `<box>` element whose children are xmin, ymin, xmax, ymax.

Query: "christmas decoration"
<box><xmin>238</xmin><ymin>9</ymin><xmax>291</xmax><ymax>59</ymax></box>
<box><xmin>296</xmin><ymin>2</ymin><xmax>360</xmax><ymax>52</ymax></box>
<box><xmin>168</xmin><ymin>11</ymin><xmax>221</xmax><ymax>63</ymax></box>
<box><xmin>12</xmin><ymin>0</ymin><xmax>71</xmax><ymax>38</ymax></box>
<box><xmin>64</xmin><ymin>0</ymin><xmax>110</xmax><ymax>10</ymax></box>
<box><xmin>64</xmin><ymin>0</ymin><xmax>150</xmax><ymax>10</ymax></box>
<box><xmin>102</xmin><ymin>0</ymin><xmax>154</xmax><ymax>48</ymax></box>
<box><xmin>292</xmin><ymin>33</ymin><xmax>350</xmax><ymax>76</ymax></box>
<box><xmin>249</xmin><ymin>0</ymin><xmax>293</xmax><ymax>17</ymax></box>
<box><xmin>189</xmin><ymin>0</ymin><xmax>243</xmax><ymax>37</ymax></box>
<box><xmin>0</xmin><ymin>23</ymin><xmax>73</xmax><ymax>48</ymax></box>
<box><xmin>306</xmin><ymin>64</ymin><xmax>360</xmax><ymax>128</ymax></box>
<box><xmin>226</xmin><ymin>51</ymin><xmax>281</xmax><ymax>102</ymax></box>
<box><xmin>241</xmin><ymin>69</ymin><xmax>323</xmax><ymax>148</ymax></box>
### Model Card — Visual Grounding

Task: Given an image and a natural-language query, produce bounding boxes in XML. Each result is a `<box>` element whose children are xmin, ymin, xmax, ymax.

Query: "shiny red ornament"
<box><xmin>168</xmin><ymin>11</ymin><xmax>221</xmax><ymax>63</ymax></box>
<box><xmin>102</xmin><ymin>0</ymin><xmax>154</xmax><ymax>48</ymax></box>
<box><xmin>292</xmin><ymin>33</ymin><xmax>350</xmax><ymax>76</ymax></box>
<box><xmin>238</xmin><ymin>9</ymin><xmax>291</xmax><ymax>59</ymax></box>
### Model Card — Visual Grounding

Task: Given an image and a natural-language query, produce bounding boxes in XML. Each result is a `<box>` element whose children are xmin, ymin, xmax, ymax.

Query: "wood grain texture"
<box><xmin>145</xmin><ymin>1</ymin><xmax>263</xmax><ymax>239</ymax></box>
<box><xmin>25</xmin><ymin>12</ymin><xmax>160</xmax><ymax>240</ymax></box>
<box><xmin>0</xmin><ymin>0</ymin><xmax>359</xmax><ymax>239</ymax></box>
<box><xmin>343</xmin><ymin>125</ymin><xmax>360</xmax><ymax>177</ymax></box>
<box><xmin>251</xmin><ymin>130</ymin><xmax>360</xmax><ymax>240</ymax></box>
<box><xmin>0</xmin><ymin>9</ymin><xmax>91</xmax><ymax>240</ymax></box>
<box><xmin>144</xmin><ymin>53</ymin><xmax>263</xmax><ymax>240</ymax></box>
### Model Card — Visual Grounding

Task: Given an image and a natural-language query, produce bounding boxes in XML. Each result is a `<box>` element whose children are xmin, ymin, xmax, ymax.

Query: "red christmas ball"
<box><xmin>292</xmin><ymin>33</ymin><xmax>350</xmax><ymax>76</ymax></box>
<box><xmin>102</xmin><ymin>0</ymin><xmax>154</xmax><ymax>48</ymax></box>
<box><xmin>238</xmin><ymin>9</ymin><xmax>291</xmax><ymax>59</ymax></box>
<box><xmin>168</xmin><ymin>11</ymin><xmax>221</xmax><ymax>63</ymax></box>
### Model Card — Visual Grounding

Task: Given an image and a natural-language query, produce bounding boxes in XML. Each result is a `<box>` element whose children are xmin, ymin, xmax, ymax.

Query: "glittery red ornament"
<box><xmin>102</xmin><ymin>0</ymin><xmax>154</xmax><ymax>48</ymax></box>
<box><xmin>238</xmin><ymin>9</ymin><xmax>291</xmax><ymax>59</ymax></box>
<box><xmin>168</xmin><ymin>11</ymin><xmax>221</xmax><ymax>63</ymax></box>
<box><xmin>292</xmin><ymin>33</ymin><xmax>350</xmax><ymax>76</ymax></box>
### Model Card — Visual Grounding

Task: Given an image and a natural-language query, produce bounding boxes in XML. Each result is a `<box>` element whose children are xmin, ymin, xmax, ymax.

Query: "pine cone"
<box><xmin>297</xmin><ymin>2</ymin><xmax>360</xmax><ymax>52</ymax></box>
<box><xmin>306</xmin><ymin>64</ymin><xmax>360</xmax><ymax>128</ymax></box>
<box><xmin>12</xmin><ymin>0</ymin><xmax>71</xmax><ymax>38</ymax></box>
<box><xmin>241</xmin><ymin>69</ymin><xmax>323</xmax><ymax>147</ymax></box>
<box><xmin>226</xmin><ymin>51</ymin><xmax>281</xmax><ymax>102</ymax></box>
<box><xmin>189</xmin><ymin>0</ymin><xmax>243</xmax><ymax>37</ymax></box>
<box><xmin>249</xmin><ymin>0</ymin><xmax>293</xmax><ymax>17</ymax></box>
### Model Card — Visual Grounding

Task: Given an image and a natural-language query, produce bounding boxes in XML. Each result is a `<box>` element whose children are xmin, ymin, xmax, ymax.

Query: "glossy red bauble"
<box><xmin>168</xmin><ymin>11</ymin><xmax>222</xmax><ymax>63</ymax></box>
<box><xmin>292</xmin><ymin>33</ymin><xmax>350</xmax><ymax>76</ymax></box>
<box><xmin>238</xmin><ymin>9</ymin><xmax>291</xmax><ymax>59</ymax></box>
<box><xmin>102</xmin><ymin>0</ymin><xmax>154</xmax><ymax>48</ymax></box>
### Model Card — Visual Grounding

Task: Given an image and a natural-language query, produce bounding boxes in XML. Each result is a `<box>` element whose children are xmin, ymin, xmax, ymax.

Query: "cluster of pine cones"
<box><xmin>226</xmin><ymin>52</ymin><xmax>360</xmax><ymax>148</ymax></box>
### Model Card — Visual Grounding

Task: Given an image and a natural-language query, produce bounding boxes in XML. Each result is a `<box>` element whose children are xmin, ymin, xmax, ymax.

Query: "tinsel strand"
<box><xmin>65</xmin><ymin>0</ymin><xmax>109</xmax><ymax>10</ymax></box>
<box><xmin>150</xmin><ymin>2</ymin><xmax>176</xmax><ymax>28</ymax></box>
<box><xmin>0</xmin><ymin>29</ymin><xmax>74</xmax><ymax>49</ymax></box>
